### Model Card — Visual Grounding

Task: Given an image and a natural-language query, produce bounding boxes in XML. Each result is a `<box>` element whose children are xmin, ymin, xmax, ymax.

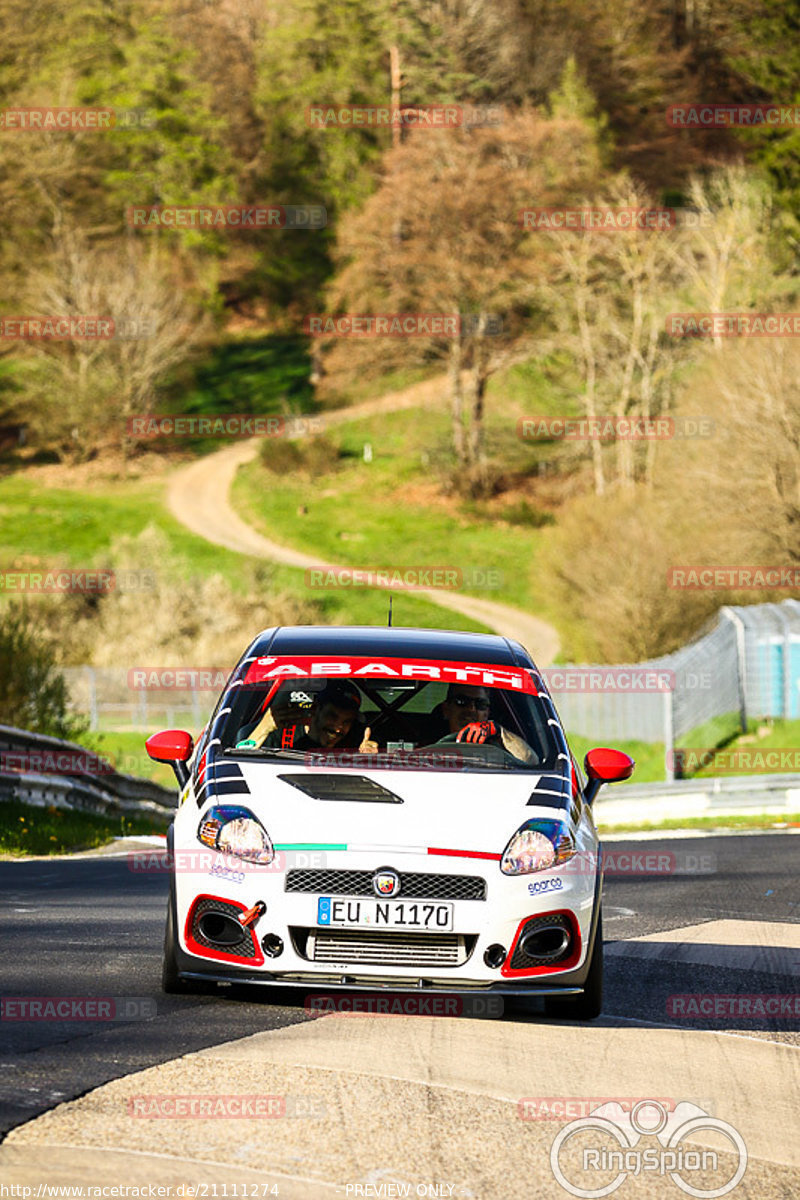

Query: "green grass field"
<box><xmin>0</xmin><ymin>797</ymin><xmax>167</xmax><ymax>857</ymax></box>
<box><xmin>231</xmin><ymin>406</ymin><xmax>555</xmax><ymax>616</ymax></box>
<box><xmin>0</xmin><ymin>474</ymin><xmax>489</xmax><ymax>634</ymax></box>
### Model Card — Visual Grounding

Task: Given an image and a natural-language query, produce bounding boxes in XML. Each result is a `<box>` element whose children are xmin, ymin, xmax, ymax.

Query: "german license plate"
<box><xmin>317</xmin><ymin>896</ymin><xmax>453</xmax><ymax>931</ymax></box>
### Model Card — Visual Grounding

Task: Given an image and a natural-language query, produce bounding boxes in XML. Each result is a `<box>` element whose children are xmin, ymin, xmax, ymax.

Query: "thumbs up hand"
<box><xmin>359</xmin><ymin>726</ymin><xmax>379</xmax><ymax>754</ymax></box>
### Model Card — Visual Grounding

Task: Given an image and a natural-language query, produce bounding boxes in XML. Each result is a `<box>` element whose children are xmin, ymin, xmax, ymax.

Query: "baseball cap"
<box><xmin>317</xmin><ymin>681</ymin><xmax>362</xmax><ymax>712</ymax></box>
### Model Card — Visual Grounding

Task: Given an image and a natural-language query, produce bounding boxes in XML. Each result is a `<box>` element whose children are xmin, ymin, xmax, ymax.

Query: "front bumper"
<box><xmin>170</xmin><ymin>846</ymin><xmax>603</xmax><ymax>996</ymax></box>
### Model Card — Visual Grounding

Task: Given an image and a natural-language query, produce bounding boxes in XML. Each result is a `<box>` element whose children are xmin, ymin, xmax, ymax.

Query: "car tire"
<box><xmin>161</xmin><ymin>893</ymin><xmax>185</xmax><ymax>993</ymax></box>
<box><xmin>544</xmin><ymin>913</ymin><xmax>603</xmax><ymax>1022</ymax></box>
<box><xmin>161</xmin><ymin>891</ymin><xmax>207</xmax><ymax>994</ymax></box>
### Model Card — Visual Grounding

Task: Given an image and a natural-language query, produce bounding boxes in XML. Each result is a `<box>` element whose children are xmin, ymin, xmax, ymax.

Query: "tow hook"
<box><xmin>238</xmin><ymin>901</ymin><xmax>266</xmax><ymax>928</ymax></box>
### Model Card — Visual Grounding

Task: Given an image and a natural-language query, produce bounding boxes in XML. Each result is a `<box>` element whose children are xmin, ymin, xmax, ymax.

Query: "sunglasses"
<box><xmin>449</xmin><ymin>694</ymin><xmax>490</xmax><ymax>711</ymax></box>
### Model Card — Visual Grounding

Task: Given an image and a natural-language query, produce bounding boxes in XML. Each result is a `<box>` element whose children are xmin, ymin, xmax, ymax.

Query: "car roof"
<box><xmin>249</xmin><ymin>625</ymin><xmax>536</xmax><ymax>668</ymax></box>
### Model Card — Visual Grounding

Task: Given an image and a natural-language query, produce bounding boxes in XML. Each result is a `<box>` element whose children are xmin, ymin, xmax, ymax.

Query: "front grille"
<box><xmin>189</xmin><ymin>897</ymin><xmax>259</xmax><ymax>960</ymax></box>
<box><xmin>285</xmin><ymin>868</ymin><xmax>486</xmax><ymax>901</ymax></box>
<box><xmin>295</xmin><ymin>928</ymin><xmax>475</xmax><ymax>967</ymax></box>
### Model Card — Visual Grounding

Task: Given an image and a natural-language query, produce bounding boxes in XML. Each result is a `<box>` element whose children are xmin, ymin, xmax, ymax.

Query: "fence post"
<box><xmin>663</xmin><ymin>688</ymin><xmax>674</xmax><ymax>783</ymax></box>
<box><xmin>721</xmin><ymin>607</ymin><xmax>748</xmax><ymax>732</ymax></box>
<box><xmin>778</xmin><ymin>606</ymin><xmax>792</xmax><ymax>719</ymax></box>
<box><xmin>85</xmin><ymin>666</ymin><xmax>98</xmax><ymax>731</ymax></box>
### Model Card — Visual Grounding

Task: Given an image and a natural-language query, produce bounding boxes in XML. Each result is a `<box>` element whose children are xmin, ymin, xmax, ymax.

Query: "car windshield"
<box><xmin>216</xmin><ymin>654</ymin><xmax>559</xmax><ymax>773</ymax></box>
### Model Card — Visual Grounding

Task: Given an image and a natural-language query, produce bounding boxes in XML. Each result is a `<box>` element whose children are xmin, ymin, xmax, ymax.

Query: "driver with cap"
<box><xmin>236</xmin><ymin>683</ymin><xmax>315</xmax><ymax>748</ymax></box>
<box><xmin>244</xmin><ymin>681</ymin><xmax>378</xmax><ymax>754</ymax></box>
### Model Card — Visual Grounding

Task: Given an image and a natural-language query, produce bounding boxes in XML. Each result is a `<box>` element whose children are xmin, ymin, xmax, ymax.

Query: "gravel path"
<box><xmin>166</xmin><ymin>377</ymin><xmax>560</xmax><ymax>664</ymax></box>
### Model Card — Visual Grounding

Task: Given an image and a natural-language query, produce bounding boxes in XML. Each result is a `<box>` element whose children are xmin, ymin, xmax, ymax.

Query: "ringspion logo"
<box><xmin>550</xmin><ymin>1100</ymin><xmax>746</xmax><ymax>1198</ymax></box>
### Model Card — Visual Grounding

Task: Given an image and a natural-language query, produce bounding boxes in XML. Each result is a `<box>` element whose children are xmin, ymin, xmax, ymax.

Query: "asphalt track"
<box><xmin>1</xmin><ymin>832</ymin><xmax>798</xmax><ymax>1198</ymax></box>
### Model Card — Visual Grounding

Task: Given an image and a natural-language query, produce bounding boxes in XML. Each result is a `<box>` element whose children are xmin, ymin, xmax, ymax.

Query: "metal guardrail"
<box><xmin>0</xmin><ymin>724</ymin><xmax>176</xmax><ymax>819</ymax></box>
<box><xmin>607</xmin><ymin>773</ymin><xmax>800</xmax><ymax>801</ymax></box>
<box><xmin>595</xmin><ymin>773</ymin><xmax>800</xmax><ymax>827</ymax></box>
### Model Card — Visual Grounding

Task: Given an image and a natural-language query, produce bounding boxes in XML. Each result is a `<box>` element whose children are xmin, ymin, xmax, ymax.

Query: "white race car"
<box><xmin>146</xmin><ymin>626</ymin><xmax>634</xmax><ymax>1019</ymax></box>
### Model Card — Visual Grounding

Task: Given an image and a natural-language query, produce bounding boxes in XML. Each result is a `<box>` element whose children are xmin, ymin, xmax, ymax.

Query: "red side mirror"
<box><xmin>146</xmin><ymin>730</ymin><xmax>194</xmax><ymax>764</ymax></box>
<box><xmin>584</xmin><ymin>747</ymin><xmax>635</xmax><ymax>783</ymax></box>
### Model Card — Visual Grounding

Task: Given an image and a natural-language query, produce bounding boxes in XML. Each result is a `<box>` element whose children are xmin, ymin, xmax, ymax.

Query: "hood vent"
<box><xmin>278</xmin><ymin>773</ymin><xmax>404</xmax><ymax>804</ymax></box>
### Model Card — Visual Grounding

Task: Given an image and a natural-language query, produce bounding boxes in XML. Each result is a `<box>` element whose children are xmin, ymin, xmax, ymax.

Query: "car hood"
<box><xmin>201</xmin><ymin>758</ymin><xmax>571</xmax><ymax>854</ymax></box>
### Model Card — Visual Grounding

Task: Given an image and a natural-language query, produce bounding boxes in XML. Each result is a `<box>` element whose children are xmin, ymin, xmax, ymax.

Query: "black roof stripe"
<box><xmin>246</xmin><ymin>625</ymin><xmax>535</xmax><ymax>666</ymax></box>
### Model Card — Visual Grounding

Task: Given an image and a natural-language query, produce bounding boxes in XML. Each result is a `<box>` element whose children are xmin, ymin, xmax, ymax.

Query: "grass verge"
<box><xmin>598</xmin><ymin>813</ymin><xmax>800</xmax><ymax>835</ymax></box>
<box><xmin>0</xmin><ymin>797</ymin><xmax>167</xmax><ymax>857</ymax></box>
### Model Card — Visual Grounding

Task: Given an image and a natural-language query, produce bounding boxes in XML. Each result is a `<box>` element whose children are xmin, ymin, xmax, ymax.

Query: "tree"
<box><xmin>663</xmin><ymin>338</ymin><xmax>800</xmax><ymax>567</ymax></box>
<box><xmin>0</xmin><ymin>602</ymin><xmax>88</xmax><ymax>740</ymax></box>
<box><xmin>674</xmin><ymin>165</ymin><xmax>783</xmax><ymax>350</ymax></box>
<box><xmin>23</xmin><ymin>232</ymin><xmax>206</xmax><ymax>461</ymax></box>
<box><xmin>324</xmin><ymin>107</ymin><xmax>605</xmax><ymax>492</ymax></box>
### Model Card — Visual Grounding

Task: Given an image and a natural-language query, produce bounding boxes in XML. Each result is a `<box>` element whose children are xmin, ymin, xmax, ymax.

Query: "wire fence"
<box><xmin>61</xmin><ymin>600</ymin><xmax>800</xmax><ymax>781</ymax></box>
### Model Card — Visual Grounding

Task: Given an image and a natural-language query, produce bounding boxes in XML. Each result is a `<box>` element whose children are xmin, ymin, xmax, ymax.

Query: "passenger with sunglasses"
<box><xmin>435</xmin><ymin>683</ymin><xmax>537</xmax><ymax>761</ymax></box>
<box><xmin>440</xmin><ymin>685</ymin><xmax>493</xmax><ymax>737</ymax></box>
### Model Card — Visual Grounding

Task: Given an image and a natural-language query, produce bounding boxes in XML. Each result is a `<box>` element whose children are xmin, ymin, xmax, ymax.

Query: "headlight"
<box><xmin>500</xmin><ymin>819</ymin><xmax>575</xmax><ymax>875</ymax></box>
<box><xmin>197</xmin><ymin>805</ymin><xmax>274</xmax><ymax>865</ymax></box>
